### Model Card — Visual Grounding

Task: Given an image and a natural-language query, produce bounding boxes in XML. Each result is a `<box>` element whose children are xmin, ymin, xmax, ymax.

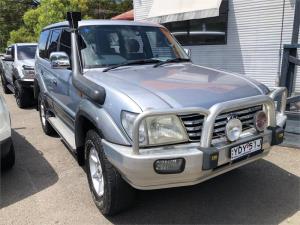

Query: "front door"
<box><xmin>51</xmin><ymin>28</ymin><xmax>81</xmax><ymax>130</ymax></box>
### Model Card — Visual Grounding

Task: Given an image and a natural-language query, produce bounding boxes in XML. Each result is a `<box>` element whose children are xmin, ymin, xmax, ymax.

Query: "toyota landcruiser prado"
<box><xmin>34</xmin><ymin>12</ymin><xmax>287</xmax><ymax>215</ymax></box>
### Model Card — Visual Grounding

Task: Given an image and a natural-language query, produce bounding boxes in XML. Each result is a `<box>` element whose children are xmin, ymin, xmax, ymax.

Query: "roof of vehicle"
<box><xmin>15</xmin><ymin>43</ymin><xmax>38</xmax><ymax>46</ymax></box>
<box><xmin>43</xmin><ymin>19</ymin><xmax>163</xmax><ymax>31</ymax></box>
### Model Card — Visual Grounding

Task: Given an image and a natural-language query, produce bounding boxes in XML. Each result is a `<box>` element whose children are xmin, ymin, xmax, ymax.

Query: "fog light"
<box><xmin>154</xmin><ymin>158</ymin><xmax>185</xmax><ymax>174</ymax></box>
<box><xmin>225</xmin><ymin>118</ymin><xmax>242</xmax><ymax>142</ymax></box>
<box><xmin>254</xmin><ymin>111</ymin><xmax>267</xmax><ymax>132</ymax></box>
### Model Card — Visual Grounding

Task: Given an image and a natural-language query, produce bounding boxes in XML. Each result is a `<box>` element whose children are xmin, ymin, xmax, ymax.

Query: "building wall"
<box><xmin>133</xmin><ymin>0</ymin><xmax>300</xmax><ymax>92</ymax></box>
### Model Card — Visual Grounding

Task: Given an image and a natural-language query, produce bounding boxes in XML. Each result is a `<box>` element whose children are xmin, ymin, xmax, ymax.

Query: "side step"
<box><xmin>48</xmin><ymin>117</ymin><xmax>76</xmax><ymax>151</ymax></box>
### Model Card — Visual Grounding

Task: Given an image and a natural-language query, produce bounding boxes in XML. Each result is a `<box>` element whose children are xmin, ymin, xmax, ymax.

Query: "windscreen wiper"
<box><xmin>153</xmin><ymin>58</ymin><xmax>191</xmax><ymax>68</ymax></box>
<box><xmin>103</xmin><ymin>59</ymin><xmax>162</xmax><ymax>72</ymax></box>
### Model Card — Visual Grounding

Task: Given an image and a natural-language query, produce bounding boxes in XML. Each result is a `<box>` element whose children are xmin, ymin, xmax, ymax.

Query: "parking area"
<box><xmin>0</xmin><ymin>89</ymin><xmax>299</xmax><ymax>225</ymax></box>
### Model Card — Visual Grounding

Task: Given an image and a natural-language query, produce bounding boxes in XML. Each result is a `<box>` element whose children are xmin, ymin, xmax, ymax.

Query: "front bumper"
<box><xmin>18</xmin><ymin>78</ymin><xmax>34</xmax><ymax>88</ymax></box>
<box><xmin>103</xmin><ymin>87</ymin><xmax>287</xmax><ymax>190</ymax></box>
<box><xmin>103</xmin><ymin>130</ymin><xmax>274</xmax><ymax>190</ymax></box>
<box><xmin>0</xmin><ymin>137</ymin><xmax>13</xmax><ymax>159</ymax></box>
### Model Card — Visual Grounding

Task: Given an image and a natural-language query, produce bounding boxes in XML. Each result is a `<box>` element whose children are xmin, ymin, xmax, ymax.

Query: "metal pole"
<box><xmin>291</xmin><ymin>0</ymin><xmax>300</xmax><ymax>45</ymax></box>
<box><xmin>285</xmin><ymin>0</ymin><xmax>300</xmax><ymax>98</ymax></box>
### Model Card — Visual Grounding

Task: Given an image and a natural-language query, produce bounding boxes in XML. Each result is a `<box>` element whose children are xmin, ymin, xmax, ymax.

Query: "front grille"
<box><xmin>180</xmin><ymin>114</ymin><xmax>205</xmax><ymax>142</ymax></box>
<box><xmin>179</xmin><ymin>105</ymin><xmax>263</xmax><ymax>142</ymax></box>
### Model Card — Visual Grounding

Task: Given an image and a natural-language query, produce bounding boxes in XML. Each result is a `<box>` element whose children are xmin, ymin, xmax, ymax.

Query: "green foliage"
<box><xmin>7</xmin><ymin>27</ymin><xmax>36</xmax><ymax>45</ymax></box>
<box><xmin>0</xmin><ymin>0</ymin><xmax>34</xmax><ymax>51</ymax></box>
<box><xmin>2</xmin><ymin>0</ymin><xmax>133</xmax><ymax>50</ymax></box>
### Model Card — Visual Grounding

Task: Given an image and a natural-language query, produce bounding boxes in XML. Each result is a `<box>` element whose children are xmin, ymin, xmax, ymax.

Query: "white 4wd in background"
<box><xmin>0</xmin><ymin>94</ymin><xmax>15</xmax><ymax>170</ymax></box>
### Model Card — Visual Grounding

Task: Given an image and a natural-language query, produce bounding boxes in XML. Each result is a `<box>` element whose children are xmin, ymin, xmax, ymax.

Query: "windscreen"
<box><xmin>79</xmin><ymin>25</ymin><xmax>189</xmax><ymax>68</ymax></box>
<box><xmin>17</xmin><ymin>45</ymin><xmax>37</xmax><ymax>60</ymax></box>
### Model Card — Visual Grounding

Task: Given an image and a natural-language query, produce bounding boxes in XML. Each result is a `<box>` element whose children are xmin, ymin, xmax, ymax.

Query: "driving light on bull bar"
<box><xmin>225</xmin><ymin>118</ymin><xmax>242</xmax><ymax>142</ymax></box>
<box><xmin>254</xmin><ymin>111</ymin><xmax>268</xmax><ymax>132</ymax></box>
<box><xmin>154</xmin><ymin>158</ymin><xmax>185</xmax><ymax>174</ymax></box>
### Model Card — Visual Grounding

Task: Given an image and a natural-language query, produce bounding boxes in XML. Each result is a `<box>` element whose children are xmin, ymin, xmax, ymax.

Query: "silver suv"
<box><xmin>34</xmin><ymin>12</ymin><xmax>287</xmax><ymax>215</ymax></box>
<box><xmin>1</xmin><ymin>43</ymin><xmax>37</xmax><ymax>108</ymax></box>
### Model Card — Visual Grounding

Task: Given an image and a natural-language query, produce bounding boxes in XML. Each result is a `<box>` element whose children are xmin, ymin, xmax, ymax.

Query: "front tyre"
<box><xmin>38</xmin><ymin>93</ymin><xmax>56</xmax><ymax>136</ymax></box>
<box><xmin>85</xmin><ymin>130</ymin><xmax>135</xmax><ymax>216</ymax></box>
<box><xmin>14</xmin><ymin>80</ymin><xmax>32</xmax><ymax>108</ymax></box>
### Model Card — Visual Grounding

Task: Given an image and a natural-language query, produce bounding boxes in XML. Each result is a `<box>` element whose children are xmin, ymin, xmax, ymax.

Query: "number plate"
<box><xmin>230</xmin><ymin>138</ymin><xmax>263</xmax><ymax>160</ymax></box>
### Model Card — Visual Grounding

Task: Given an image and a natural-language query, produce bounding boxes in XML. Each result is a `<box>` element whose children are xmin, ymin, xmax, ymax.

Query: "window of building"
<box><xmin>38</xmin><ymin>30</ymin><xmax>50</xmax><ymax>59</ymax></box>
<box><xmin>163</xmin><ymin>0</ymin><xmax>229</xmax><ymax>46</ymax></box>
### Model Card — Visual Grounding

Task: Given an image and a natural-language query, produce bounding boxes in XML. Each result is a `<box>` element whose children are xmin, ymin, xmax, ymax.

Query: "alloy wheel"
<box><xmin>89</xmin><ymin>146</ymin><xmax>104</xmax><ymax>197</ymax></box>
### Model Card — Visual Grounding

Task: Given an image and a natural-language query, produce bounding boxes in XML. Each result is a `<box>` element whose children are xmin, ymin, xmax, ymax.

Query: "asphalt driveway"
<box><xmin>0</xmin><ymin>89</ymin><xmax>299</xmax><ymax>225</ymax></box>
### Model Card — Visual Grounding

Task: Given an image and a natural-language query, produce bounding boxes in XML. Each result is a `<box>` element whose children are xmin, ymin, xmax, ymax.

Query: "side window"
<box><xmin>58</xmin><ymin>29</ymin><xmax>71</xmax><ymax>58</ymax></box>
<box><xmin>47</xmin><ymin>29</ymin><xmax>61</xmax><ymax>57</ymax></box>
<box><xmin>38</xmin><ymin>30</ymin><xmax>50</xmax><ymax>59</ymax></box>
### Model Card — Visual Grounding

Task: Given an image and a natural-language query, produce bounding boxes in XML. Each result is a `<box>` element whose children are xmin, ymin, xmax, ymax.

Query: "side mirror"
<box><xmin>184</xmin><ymin>48</ymin><xmax>192</xmax><ymax>58</ymax></box>
<box><xmin>3</xmin><ymin>54</ymin><xmax>13</xmax><ymax>61</ymax></box>
<box><xmin>50</xmin><ymin>52</ymin><xmax>70</xmax><ymax>69</ymax></box>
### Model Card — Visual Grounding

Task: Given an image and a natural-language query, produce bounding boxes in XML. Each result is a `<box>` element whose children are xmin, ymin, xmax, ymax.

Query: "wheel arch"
<box><xmin>33</xmin><ymin>79</ymin><xmax>41</xmax><ymax>100</ymax></box>
<box><xmin>12</xmin><ymin>67</ymin><xmax>20</xmax><ymax>83</ymax></box>
<box><xmin>75</xmin><ymin>100</ymin><xmax>130</xmax><ymax>165</ymax></box>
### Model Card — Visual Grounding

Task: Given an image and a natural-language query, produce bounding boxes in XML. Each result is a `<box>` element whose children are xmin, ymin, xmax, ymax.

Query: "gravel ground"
<box><xmin>0</xmin><ymin>89</ymin><xmax>299</xmax><ymax>225</ymax></box>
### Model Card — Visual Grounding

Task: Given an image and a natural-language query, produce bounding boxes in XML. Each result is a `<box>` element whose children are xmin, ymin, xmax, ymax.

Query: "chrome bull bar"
<box><xmin>268</xmin><ymin>87</ymin><xmax>287</xmax><ymax>115</ymax></box>
<box><xmin>132</xmin><ymin>87</ymin><xmax>286</xmax><ymax>154</ymax></box>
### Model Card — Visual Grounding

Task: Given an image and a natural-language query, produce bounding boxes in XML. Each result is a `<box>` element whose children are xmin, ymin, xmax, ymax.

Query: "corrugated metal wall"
<box><xmin>133</xmin><ymin>0</ymin><xmax>300</xmax><ymax>92</ymax></box>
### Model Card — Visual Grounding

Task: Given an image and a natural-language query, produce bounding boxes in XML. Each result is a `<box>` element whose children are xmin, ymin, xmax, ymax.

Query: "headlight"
<box><xmin>145</xmin><ymin>115</ymin><xmax>188</xmax><ymax>145</ymax></box>
<box><xmin>121</xmin><ymin>111</ymin><xmax>147</xmax><ymax>144</ymax></box>
<box><xmin>254</xmin><ymin>111</ymin><xmax>268</xmax><ymax>132</ymax></box>
<box><xmin>121</xmin><ymin>111</ymin><xmax>188</xmax><ymax>146</ymax></box>
<box><xmin>225</xmin><ymin>118</ymin><xmax>242</xmax><ymax>142</ymax></box>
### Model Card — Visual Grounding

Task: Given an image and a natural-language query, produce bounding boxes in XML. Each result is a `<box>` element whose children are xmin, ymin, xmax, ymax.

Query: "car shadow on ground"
<box><xmin>0</xmin><ymin>130</ymin><xmax>58</xmax><ymax>208</ymax></box>
<box><xmin>109</xmin><ymin>159</ymin><xmax>299</xmax><ymax>225</ymax></box>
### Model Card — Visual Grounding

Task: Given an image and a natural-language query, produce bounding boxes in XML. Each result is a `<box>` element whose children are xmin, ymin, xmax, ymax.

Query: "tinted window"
<box><xmin>17</xmin><ymin>45</ymin><xmax>37</xmax><ymax>60</ymax></box>
<box><xmin>58</xmin><ymin>29</ymin><xmax>71</xmax><ymax>58</ymax></box>
<box><xmin>38</xmin><ymin>30</ymin><xmax>50</xmax><ymax>59</ymax></box>
<box><xmin>47</xmin><ymin>29</ymin><xmax>61</xmax><ymax>57</ymax></box>
<box><xmin>164</xmin><ymin>0</ymin><xmax>228</xmax><ymax>46</ymax></box>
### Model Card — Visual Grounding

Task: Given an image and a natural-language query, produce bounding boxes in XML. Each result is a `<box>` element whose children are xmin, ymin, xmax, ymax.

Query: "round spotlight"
<box><xmin>254</xmin><ymin>111</ymin><xmax>267</xmax><ymax>132</ymax></box>
<box><xmin>226</xmin><ymin>118</ymin><xmax>242</xmax><ymax>142</ymax></box>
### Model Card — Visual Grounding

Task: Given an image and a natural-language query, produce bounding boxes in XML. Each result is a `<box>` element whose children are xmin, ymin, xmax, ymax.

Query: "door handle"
<box><xmin>52</xmin><ymin>79</ymin><xmax>57</xmax><ymax>86</ymax></box>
